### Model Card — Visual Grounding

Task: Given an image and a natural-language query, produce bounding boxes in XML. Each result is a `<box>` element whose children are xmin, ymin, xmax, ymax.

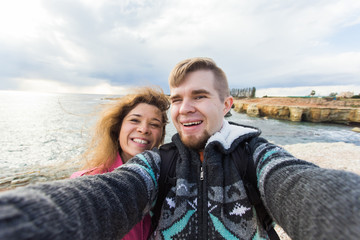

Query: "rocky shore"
<box><xmin>233</xmin><ymin>97</ymin><xmax>360</xmax><ymax>125</ymax></box>
<box><xmin>0</xmin><ymin>161</ymin><xmax>81</xmax><ymax>192</ymax></box>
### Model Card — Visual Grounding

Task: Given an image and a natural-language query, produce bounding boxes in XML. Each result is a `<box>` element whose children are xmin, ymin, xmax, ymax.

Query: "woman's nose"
<box><xmin>137</xmin><ymin>123</ymin><xmax>150</xmax><ymax>134</ymax></box>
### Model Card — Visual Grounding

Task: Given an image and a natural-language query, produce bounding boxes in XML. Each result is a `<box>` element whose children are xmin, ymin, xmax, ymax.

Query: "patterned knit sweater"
<box><xmin>0</xmin><ymin>121</ymin><xmax>359</xmax><ymax>240</ymax></box>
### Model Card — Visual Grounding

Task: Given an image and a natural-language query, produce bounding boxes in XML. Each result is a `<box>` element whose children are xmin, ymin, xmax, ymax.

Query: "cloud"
<box><xmin>0</xmin><ymin>0</ymin><xmax>360</xmax><ymax>94</ymax></box>
<box><xmin>15</xmin><ymin>78</ymin><xmax>129</xmax><ymax>95</ymax></box>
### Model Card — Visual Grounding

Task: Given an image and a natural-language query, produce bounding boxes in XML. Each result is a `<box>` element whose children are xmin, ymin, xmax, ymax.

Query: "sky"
<box><xmin>1</xmin><ymin>0</ymin><xmax>360</xmax><ymax>97</ymax></box>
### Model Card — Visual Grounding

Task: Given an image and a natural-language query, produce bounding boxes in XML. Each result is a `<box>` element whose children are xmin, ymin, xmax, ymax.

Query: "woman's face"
<box><xmin>119</xmin><ymin>103</ymin><xmax>164</xmax><ymax>163</ymax></box>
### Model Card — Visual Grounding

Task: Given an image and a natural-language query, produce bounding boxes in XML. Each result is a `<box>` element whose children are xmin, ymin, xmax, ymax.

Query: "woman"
<box><xmin>71</xmin><ymin>86</ymin><xmax>170</xmax><ymax>240</ymax></box>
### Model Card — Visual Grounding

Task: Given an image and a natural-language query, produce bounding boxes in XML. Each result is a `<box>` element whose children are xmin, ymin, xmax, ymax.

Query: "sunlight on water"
<box><xmin>0</xmin><ymin>91</ymin><xmax>105</xmax><ymax>175</ymax></box>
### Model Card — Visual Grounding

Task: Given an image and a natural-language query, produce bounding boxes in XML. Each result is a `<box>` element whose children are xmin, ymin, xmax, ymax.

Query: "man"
<box><xmin>0</xmin><ymin>57</ymin><xmax>359</xmax><ymax>240</ymax></box>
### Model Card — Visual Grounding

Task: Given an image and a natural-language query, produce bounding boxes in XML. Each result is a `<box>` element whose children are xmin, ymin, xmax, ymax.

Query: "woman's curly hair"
<box><xmin>81</xmin><ymin>86</ymin><xmax>170</xmax><ymax>172</ymax></box>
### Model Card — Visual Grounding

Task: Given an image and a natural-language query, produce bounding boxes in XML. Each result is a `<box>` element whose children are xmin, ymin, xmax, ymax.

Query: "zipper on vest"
<box><xmin>198</xmin><ymin>163</ymin><xmax>206</xmax><ymax>239</ymax></box>
<box><xmin>200</xmin><ymin>166</ymin><xmax>204</xmax><ymax>180</ymax></box>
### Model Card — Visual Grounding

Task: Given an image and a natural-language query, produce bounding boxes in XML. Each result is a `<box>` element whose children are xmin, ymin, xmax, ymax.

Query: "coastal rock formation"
<box><xmin>288</xmin><ymin>107</ymin><xmax>306</xmax><ymax>121</ymax></box>
<box><xmin>353</xmin><ymin>127</ymin><xmax>360</xmax><ymax>133</ymax></box>
<box><xmin>246</xmin><ymin>104</ymin><xmax>260</xmax><ymax>117</ymax></box>
<box><xmin>233</xmin><ymin>98</ymin><xmax>360</xmax><ymax>124</ymax></box>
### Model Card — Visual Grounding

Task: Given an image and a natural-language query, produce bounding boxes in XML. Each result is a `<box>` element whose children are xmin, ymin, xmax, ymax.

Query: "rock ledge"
<box><xmin>233</xmin><ymin>97</ymin><xmax>360</xmax><ymax>124</ymax></box>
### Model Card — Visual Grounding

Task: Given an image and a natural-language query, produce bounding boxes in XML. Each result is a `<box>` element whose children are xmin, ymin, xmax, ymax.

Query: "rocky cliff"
<box><xmin>233</xmin><ymin>97</ymin><xmax>360</xmax><ymax>124</ymax></box>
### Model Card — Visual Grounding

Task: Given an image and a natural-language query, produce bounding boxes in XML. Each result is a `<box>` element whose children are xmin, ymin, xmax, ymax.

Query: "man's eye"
<box><xmin>195</xmin><ymin>95</ymin><xmax>206</xmax><ymax>100</ymax></box>
<box><xmin>150</xmin><ymin>123</ymin><xmax>161</xmax><ymax>128</ymax></box>
<box><xmin>171</xmin><ymin>99</ymin><xmax>181</xmax><ymax>103</ymax></box>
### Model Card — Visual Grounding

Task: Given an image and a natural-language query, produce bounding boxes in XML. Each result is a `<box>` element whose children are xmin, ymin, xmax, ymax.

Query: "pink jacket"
<box><xmin>70</xmin><ymin>153</ymin><xmax>151</xmax><ymax>240</ymax></box>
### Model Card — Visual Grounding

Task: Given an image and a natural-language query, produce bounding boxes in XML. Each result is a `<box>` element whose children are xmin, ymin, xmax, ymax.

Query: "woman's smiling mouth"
<box><xmin>132</xmin><ymin>138</ymin><xmax>150</xmax><ymax>144</ymax></box>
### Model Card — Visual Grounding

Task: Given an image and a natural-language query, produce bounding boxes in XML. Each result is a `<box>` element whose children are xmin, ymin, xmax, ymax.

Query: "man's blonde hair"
<box><xmin>168</xmin><ymin>57</ymin><xmax>230</xmax><ymax>101</ymax></box>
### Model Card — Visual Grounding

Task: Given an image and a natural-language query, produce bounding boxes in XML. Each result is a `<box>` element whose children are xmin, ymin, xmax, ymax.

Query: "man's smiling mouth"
<box><xmin>182</xmin><ymin>121</ymin><xmax>203</xmax><ymax>126</ymax></box>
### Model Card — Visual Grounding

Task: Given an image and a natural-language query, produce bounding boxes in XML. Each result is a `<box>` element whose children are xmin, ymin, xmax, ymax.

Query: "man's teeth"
<box><xmin>133</xmin><ymin>139</ymin><xmax>149</xmax><ymax>144</ymax></box>
<box><xmin>183</xmin><ymin>121</ymin><xmax>202</xmax><ymax>126</ymax></box>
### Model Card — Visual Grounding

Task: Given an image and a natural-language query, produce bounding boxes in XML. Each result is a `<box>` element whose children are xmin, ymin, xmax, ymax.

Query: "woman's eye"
<box><xmin>150</xmin><ymin>123</ymin><xmax>161</xmax><ymax>128</ymax></box>
<box><xmin>130</xmin><ymin>119</ymin><xmax>140</xmax><ymax>123</ymax></box>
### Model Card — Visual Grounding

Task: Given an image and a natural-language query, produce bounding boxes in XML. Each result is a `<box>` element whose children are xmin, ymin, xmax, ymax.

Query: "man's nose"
<box><xmin>179</xmin><ymin>99</ymin><xmax>195</xmax><ymax>114</ymax></box>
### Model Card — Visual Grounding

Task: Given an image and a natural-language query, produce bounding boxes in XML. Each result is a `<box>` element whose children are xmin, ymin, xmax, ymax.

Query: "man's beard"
<box><xmin>179</xmin><ymin>131</ymin><xmax>211</xmax><ymax>151</ymax></box>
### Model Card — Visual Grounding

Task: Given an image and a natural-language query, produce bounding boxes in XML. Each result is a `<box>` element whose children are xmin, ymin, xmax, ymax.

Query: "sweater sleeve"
<box><xmin>0</xmin><ymin>149</ymin><xmax>161</xmax><ymax>240</ymax></box>
<box><xmin>251</xmin><ymin>138</ymin><xmax>360</xmax><ymax>240</ymax></box>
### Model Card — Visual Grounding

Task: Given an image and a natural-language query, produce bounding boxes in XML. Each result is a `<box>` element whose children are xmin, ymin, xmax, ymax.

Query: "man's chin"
<box><xmin>179</xmin><ymin>132</ymin><xmax>210</xmax><ymax>151</ymax></box>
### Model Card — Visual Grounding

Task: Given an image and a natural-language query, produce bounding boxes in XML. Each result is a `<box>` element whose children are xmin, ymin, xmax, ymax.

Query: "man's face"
<box><xmin>170</xmin><ymin>70</ymin><xmax>233</xmax><ymax>150</ymax></box>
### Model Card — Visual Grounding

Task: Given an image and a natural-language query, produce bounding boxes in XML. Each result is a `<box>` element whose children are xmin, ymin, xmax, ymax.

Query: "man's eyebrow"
<box><xmin>169</xmin><ymin>94</ymin><xmax>180</xmax><ymax>101</ymax></box>
<box><xmin>192</xmin><ymin>89</ymin><xmax>211</xmax><ymax>95</ymax></box>
<box><xmin>170</xmin><ymin>89</ymin><xmax>211</xmax><ymax>100</ymax></box>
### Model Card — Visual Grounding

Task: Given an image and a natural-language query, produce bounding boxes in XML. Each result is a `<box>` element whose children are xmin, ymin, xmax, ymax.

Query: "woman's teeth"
<box><xmin>133</xmin><ymin>138</ymin><xmax>149</xmax><ymax>144</ymax></box>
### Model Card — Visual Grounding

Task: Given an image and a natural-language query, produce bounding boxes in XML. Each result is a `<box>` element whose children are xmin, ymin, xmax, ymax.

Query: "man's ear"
<box><xmin>223</xmin><ymin>96</ymin><xmax>234</xmax><ymax>116</ymax></box>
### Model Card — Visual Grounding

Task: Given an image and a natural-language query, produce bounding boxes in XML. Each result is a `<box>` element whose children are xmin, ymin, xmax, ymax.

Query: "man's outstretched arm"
<box><xmin>252</xmin><ymin>138</ymin><xmax>360</xmax><ymax>240</ymax></box>
<box><xmin>0</xmin><ymin>150</ymin><xmax>160</xmax><ymax>240</ymax></box>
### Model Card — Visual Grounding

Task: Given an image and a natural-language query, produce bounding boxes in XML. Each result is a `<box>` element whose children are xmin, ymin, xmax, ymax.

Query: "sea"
<box><xmin>1</xmin><ymin>90</ymin><xmax>360</xmax><ymax>175</ymax></box>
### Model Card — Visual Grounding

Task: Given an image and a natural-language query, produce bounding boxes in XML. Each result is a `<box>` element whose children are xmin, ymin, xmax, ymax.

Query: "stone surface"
<box><xmin>289</xmin><ymin>107</ymin><xmax>305</xmax><ymax>121</ymax></box>
<box><xmin>0</xmin><ymin>164</ymin><xmax>80</xmax><ymax>192</ymax></box>
<box><xmin>246</xmin><ymin>104</ymin><xmax>260</xmax><ymax>117</ymax></box>
<box><xmin>353</xmin><ymin>127</ymin><xmax>360</xmax><ymax>133</ymax></box>
<box><xmin>233</xmin><ymin>97</ymin><xmax>360</xmax><ymax>124</ymax></box>
<box><xmin>349</xmin><ymin>109</ymin><xmax>360</xmax><ymax>122</ymax></box>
